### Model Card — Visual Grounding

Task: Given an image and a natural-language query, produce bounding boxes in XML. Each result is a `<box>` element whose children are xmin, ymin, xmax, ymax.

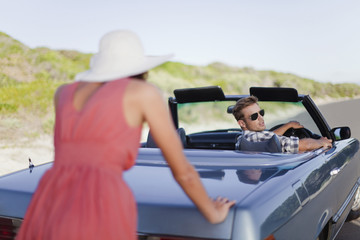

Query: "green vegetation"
<box><xmin>151</xmin><ymin>62</ymin><xmax>360</xmax><ymax>98</ymax></box>
<box><xmin>0</xmin><ymin>32</ymin><xmax>91</xmax><ymax>114</ymax></box>
<box><xmin>0</xmin><ymin>32</ymin><xmax>91</xmax><ymax>139</ymax></box>
<box><xmin>0</xmin><ymin>79</ymin><xmax>61</xmax><ymax>114</ymax></box>
<box><xmin>0</xmin><ymin>31</ymin><xmax>359</xmax><ymax>139</ymax></box>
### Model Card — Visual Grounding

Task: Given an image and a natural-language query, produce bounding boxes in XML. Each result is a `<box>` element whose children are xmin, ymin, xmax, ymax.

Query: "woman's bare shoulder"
<box><xmin>54</xmin><ymin>83</ymin><xmax>71</xmax><ymax>106</ymax></box>
<box><xmin>126</xmin><ymin>80</ymin><xmax>162</xmax><ymax>99</ymax></box>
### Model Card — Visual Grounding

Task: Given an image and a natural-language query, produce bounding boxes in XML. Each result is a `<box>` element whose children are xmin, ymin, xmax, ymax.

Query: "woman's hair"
<box><xmin>130</xmin><ymin>72</ymin><xmax>148</xmax><ymax>81</ymax></box>
<box><xmin>232</xmin><ymin>96</ymin><xmax>258</xmax><ymax>121</ymax></box>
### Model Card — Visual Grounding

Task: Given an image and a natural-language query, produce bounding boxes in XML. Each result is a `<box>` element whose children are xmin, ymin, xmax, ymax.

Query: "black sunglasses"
<box><xmin>249</xmin><ymin>109</ymin><xmax>265</xmax><ymax>121</ymax></box>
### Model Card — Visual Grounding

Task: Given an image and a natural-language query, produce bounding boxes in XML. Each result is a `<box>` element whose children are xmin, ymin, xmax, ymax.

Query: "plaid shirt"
<box><xmin>243</xmin><ymin>130</ymin><xmax>299</xmax><ymax>153</ymax></box>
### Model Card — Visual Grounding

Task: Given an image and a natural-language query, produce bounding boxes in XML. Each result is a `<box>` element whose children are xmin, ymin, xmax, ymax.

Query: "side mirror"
<box><xmin>330</xmin><ymin>127</ymin><xmax>351</xmax><ymax>141</ymax></box>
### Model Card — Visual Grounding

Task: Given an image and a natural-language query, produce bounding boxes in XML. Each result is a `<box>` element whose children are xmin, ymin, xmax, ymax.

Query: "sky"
<box><xmin>1</xmin><ymin>0</ymin><xmax>359</xmax><ymax>84</ymax></box>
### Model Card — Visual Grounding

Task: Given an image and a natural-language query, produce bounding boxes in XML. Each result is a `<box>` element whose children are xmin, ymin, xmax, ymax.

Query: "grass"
<box><xmin>0</xmin><ymin>78</ymin><xmax>66</xmax><ymax>115</ymax></box>
<box><xmin>0</xmin><ymin>79</ymin><xmax>69</xmax><ymax>145</ymax></box>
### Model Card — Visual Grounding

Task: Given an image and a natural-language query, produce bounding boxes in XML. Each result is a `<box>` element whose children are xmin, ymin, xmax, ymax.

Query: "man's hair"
<box><xmin>232</xmin><ymin>96</ymin><xmax>259</xmax><ymax>121</ymax></box>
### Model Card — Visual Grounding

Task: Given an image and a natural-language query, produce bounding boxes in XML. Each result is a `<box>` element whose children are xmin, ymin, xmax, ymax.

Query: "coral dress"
<box><xmin>17</xmin><ymin>78</ymin><xmax>142</xmax><ymax>240</ymax></box>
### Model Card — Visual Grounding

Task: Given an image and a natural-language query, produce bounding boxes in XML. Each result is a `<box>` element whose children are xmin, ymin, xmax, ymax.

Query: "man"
<box><xmin>237</xmin><ymin>169</ymin><xmax>263</xmax><ymax>184</ymax></box>
<box><xmin>232</xmin><ymin>96</ymin><xmax>333</xmax><ymax>153</ymax></box>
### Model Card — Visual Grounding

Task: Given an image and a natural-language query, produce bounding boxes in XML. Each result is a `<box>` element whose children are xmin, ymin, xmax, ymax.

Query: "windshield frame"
<box><xmin>168</xmin><ymin>91</ymin><xmax>332</xmax><ymax>140</ymax></box>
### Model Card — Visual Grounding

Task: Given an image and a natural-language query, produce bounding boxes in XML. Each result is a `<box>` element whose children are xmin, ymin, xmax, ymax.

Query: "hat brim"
<box><xmin>75</xmin><ymin>54</ymin><xmax>173</xmax><ymax>82</ymax></box>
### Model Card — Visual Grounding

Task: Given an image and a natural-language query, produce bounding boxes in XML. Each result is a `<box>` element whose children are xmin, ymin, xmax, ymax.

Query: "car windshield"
<box><xmin>177</xmin><ymin>100</ymin><xmax>321</xmax><ymax>136</ymax></box>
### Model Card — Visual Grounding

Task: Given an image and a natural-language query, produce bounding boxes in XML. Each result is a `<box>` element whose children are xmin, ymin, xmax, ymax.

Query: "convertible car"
<box><xmin>0</xmin><ymin>86</ymin><xmax>359</xmax><ymax>240</ymax></box>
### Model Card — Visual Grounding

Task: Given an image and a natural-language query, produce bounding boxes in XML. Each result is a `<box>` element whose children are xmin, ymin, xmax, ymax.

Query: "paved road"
<box><xmin>317</xmin><ymin>98</ymin><xmax>360</xmax><ymax>240</ymax></box>
<box><xmin>318</xmin><ymin>98</ymin><xmax>360</xmax><ymax>143</ymax></box>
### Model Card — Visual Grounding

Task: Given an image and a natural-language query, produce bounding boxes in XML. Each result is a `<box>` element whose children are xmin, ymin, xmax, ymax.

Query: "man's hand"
<box><xmin>288</xmin><ymin>121</ymin><xmax>304</xmax><ymax>129</ymax></box>
<box><xmin>273</xmin><ymin>121</ymin><xmax>304</xmax><ymax>136</ymax></box>
<box><xmin>318</xmin><ymin>137</ymin><xmax>333</xmax><ymax>149</ymax></box>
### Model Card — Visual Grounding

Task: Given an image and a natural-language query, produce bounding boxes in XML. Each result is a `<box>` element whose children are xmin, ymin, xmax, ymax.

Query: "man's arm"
<box><xmin>299</xmin><ymin>137</ymin><xmax>333</xmax><ymax>151</ymax></box>
<box><xmin>273</xmin><ymin>121</ymin><xmax>304</xmax><ymax>136</ymax></box>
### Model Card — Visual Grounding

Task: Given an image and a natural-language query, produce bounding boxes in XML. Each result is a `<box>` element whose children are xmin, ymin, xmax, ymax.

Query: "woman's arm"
<box><xmin>134</xmin><ymin>82</ymin><xmax>235</xmax><ymax>224</ymax></box>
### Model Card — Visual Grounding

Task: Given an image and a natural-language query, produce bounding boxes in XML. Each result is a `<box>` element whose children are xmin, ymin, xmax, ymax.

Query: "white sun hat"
<box><xmin>75</xmin><ymin>30</ymin><xmax>173</xmax><ymax>82</ymax></box>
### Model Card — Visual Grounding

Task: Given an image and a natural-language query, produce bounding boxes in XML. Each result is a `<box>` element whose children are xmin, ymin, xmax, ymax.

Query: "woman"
<box><xmin>16</xmin><ymin>30</ymin><xmax>235</xmax><ymax>240</ymax></box>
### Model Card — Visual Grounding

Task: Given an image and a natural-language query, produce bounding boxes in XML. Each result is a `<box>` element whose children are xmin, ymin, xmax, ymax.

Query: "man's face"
<box><xmin>244</xmin><ymin>169</ymin><xmax>262</xmax><ymax>182</ymax></box>
<box><xmin>238</xmin><ymin>103</ymin><xmax>266</xmax><ymax>131</ymax></box>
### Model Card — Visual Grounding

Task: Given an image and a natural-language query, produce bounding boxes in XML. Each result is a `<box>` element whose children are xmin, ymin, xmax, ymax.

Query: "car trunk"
<box><xmin>0</xmin><ymin>148</ymin><xmax>316</xmax><ymax>239</ymax></box>
<box><xmin>126</xmin><ymin>148</ymin><xmax>317</xmax><ymax>239</ymax></box>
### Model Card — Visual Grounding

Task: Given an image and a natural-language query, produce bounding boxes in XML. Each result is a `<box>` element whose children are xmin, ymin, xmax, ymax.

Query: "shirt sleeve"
<box><xmin>244</xmin><ymin>131</ymin><xmax>299</xmax><ymax>153</ymax></box>
<box><xmin>278</xmin><ymin>136</ymin><xmax>299</xmax><ymax>153</ymax></box>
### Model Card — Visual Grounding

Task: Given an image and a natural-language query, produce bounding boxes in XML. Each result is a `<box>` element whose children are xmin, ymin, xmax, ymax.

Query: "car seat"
<box><xmin>146</xmin><ymin>128</ymin><xmax>187</xmax><ymax>148</ymax></box>
<box><xmin>236</xmin><ymin>134</ymin><xmax>282</xmax><ymax>153</ymax></box>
